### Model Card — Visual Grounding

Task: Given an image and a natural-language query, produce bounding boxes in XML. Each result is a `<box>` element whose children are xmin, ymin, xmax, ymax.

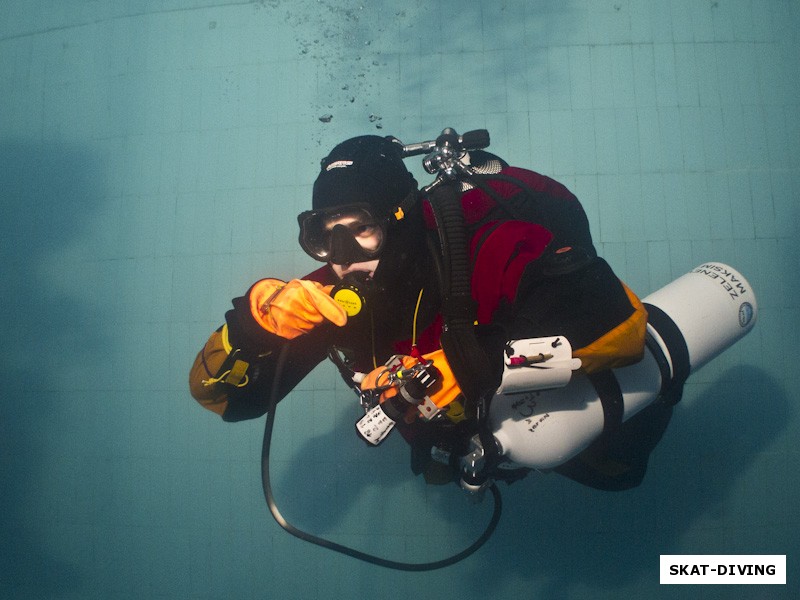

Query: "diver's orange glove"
<box><xmin>194</xmin><ymin>278</ymin><xmax>346</xmax><ymax>405</ymax></box>
<box><xmin>360</xmin><ymin>349</ymin><xmax>463</xmax><ymax>422</ymax></box>
<box><xmin>248</xmin><ymin>278</ymin><xmax>347</xmax><ymax>340</ymax></box>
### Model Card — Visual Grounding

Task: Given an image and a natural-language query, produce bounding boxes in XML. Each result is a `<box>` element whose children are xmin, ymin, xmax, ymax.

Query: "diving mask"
<box><xmin>298</xmin><ymin>204</ymin><xmax>387</xmax><ymax>264</ymax></box>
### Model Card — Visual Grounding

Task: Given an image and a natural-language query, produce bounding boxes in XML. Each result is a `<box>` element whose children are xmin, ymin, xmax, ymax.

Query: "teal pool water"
<box><xmin>1</xmin><ymin>1</ymin><xmax>797</xmax><ymax>598</ymax></box>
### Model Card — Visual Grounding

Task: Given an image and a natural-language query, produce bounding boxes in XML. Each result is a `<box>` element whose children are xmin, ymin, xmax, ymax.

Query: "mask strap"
<box><xmin>390</xmin><ymin>189</ymin><xmax>420</xmax><ymax>223</ymax></box>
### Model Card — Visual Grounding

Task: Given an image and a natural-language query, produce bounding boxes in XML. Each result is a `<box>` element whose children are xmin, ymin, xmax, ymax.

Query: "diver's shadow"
<box><xmin>267</xmin><ymin>389</ymin><xmax>499</xmax><ymax>559</ymax></box>
<box><xmin>470</xmin><ymin>365</ymin><xmax>790</xmax><ymax>595</ymax></box>
<box><xmin>0</xmin><ymin>141</ymin><xmax>100</xmax><ymax>596</ymax></box>
<box><xmin>268</xmin><ymin>366</ymin><xmax>788</xmax><ymax>582</ymax></box>
<box><xmin>267</xmin><ymin>389</ymin><xmax>413</xmax><ymax>534</ymax></box>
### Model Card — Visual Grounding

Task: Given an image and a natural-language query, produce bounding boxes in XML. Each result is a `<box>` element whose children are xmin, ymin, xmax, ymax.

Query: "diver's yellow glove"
<box><xmin>249</xmin><ymin>278</ymin><xmax>347</xmax><ymax>339</ymax></box>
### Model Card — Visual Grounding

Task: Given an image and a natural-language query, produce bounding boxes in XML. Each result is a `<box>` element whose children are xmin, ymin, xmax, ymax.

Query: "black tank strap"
<box><xmin>588</xmin><ymin>370</ymin><xmax>624</xmax><ymax>436</ymax></box>
<box><xmin>643</xmin><ymin>302</ymin><xmax>690</xmax><ymax>404</ymax></box>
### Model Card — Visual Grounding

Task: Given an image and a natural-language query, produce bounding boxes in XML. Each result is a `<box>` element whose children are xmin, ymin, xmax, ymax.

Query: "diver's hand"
<box><xmin>247</xmin><ymin>278</ymin><xmax>347</xmax><ymax>340</ymax></box>
<box><xmin>360</xmin><ymin>349</ymin><xmax>463</xmax><ymax>416</ymax></box>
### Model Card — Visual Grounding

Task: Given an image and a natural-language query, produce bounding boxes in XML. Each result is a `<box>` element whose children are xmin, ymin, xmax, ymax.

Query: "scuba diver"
<box><xmin>189</xmin><ymin>130</ymin><xmax>676</xmax><ymax>492</ymax></box>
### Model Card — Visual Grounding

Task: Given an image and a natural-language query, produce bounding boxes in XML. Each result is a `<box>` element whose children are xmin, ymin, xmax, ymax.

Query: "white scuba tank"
<box><xmin>488</xmin><ymin>263</ymin><xmax>758</xmax><ymax>470</ymax></box>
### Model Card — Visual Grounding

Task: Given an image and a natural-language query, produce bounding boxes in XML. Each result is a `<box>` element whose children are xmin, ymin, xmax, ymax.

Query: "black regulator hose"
<box><xmin>261</xmin><ymin>344</ymin><xmax>503</xmax><ymax>571</ymax></box>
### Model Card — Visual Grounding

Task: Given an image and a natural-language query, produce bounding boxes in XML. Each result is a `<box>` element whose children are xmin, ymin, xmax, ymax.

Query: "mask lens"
<box><xmin>298</xmin><ymin>205</ymin><xmax>385</xmax><ymax>262</ymax></box>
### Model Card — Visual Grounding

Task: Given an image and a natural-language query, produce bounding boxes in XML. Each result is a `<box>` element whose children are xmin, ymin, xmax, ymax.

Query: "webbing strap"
<box><xmin>643</xmin><ymin>302</ymin><xmax>690</xmax><ymax>404</ymax></box>
<box><xmin>588</xmin><ymin>370</ymin><xmax>624</xmax><ymax>436</ymax></box>
<box><xmin>204</xmin><ymin>348</ymin><xmax>250</xmax><ymax>388</ymax></box>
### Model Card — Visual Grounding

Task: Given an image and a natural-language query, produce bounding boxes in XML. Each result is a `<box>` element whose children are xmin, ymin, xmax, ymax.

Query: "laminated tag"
<box><xmin>355</xmin><ymin>404</ymin><xmax>395</xmax><ymax>446</ymax></box>
<box><xmin>497</xmin><ymin>336</ymin><xmax>582</xmax><ymax>394</ymax></box>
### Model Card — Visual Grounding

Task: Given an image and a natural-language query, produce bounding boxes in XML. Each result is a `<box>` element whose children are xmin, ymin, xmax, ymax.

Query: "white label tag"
<box><xmin>498</xmin><ymin>336</ymin><xmax>582</xmax><ymax>393</ymax></box>
<box><xmin>355</xmin><ymin>404</ymin><xmax>395</xmax><ymax>446</ymax></box>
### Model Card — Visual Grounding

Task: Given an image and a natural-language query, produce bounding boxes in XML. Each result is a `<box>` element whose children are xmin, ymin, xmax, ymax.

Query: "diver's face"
<box><xmin>331</xmin><ymin>259</ymin><xmax>380</xmax><ymax>279</ymax></box>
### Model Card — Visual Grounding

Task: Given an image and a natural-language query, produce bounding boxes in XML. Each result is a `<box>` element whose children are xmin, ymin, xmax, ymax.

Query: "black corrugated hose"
<box><xmin>427</xmin><ymin>182</ymin><xmax>496</xmax><ymax>420</ymax></box>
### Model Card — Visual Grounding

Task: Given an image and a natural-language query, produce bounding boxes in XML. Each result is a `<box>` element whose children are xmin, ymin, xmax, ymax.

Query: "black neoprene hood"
<box><xmin>312</xmin><ymin>135</ymin><xmax>418</xmax><ymax>218</ymax></box>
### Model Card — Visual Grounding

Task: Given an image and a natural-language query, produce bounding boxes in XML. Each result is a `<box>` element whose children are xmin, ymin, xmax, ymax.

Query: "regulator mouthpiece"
<box><xmin>331</xmin><ymin>271</ymin><xmax>374</xmax><ymax>319</ymax></box>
